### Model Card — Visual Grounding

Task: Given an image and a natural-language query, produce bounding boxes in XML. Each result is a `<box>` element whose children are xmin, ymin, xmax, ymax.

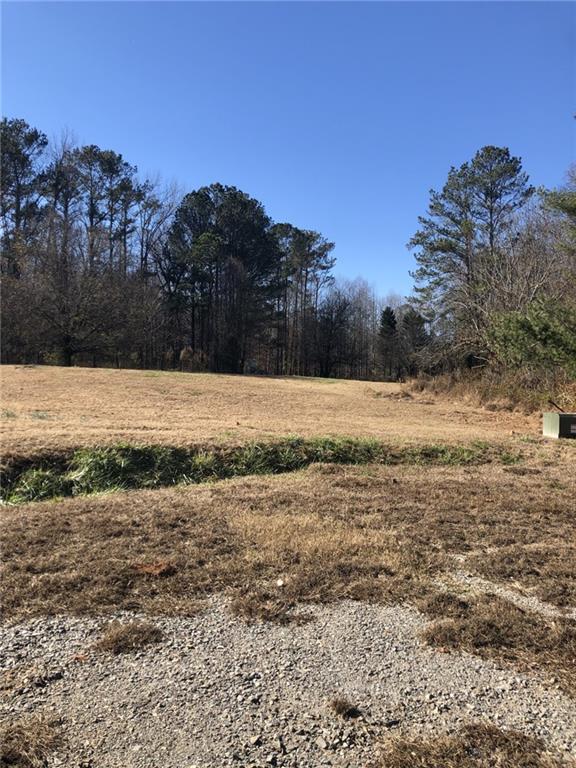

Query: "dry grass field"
<box><xmin>1</xmin><ymin>364</ymin><xmax>575</xmax><ymax>767</ymax></box>
<box><xmin>3</xmin><ymin>461</ymin><xmax>576</xmax><ymax>692</ymax></box>
<box><xmin>0</xmin><ymin>364</ymin><xmax>539</xmax><ymax>458</ymax></box>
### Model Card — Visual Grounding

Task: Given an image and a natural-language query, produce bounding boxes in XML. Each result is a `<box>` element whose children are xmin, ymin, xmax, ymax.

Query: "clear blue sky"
<box><xmin>2</xmin><ymin>2</ymin><xmax>574</xmax><ymax>296</ymax></box>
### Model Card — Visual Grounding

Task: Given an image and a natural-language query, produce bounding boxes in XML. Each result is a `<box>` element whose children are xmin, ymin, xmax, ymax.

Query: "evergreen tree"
<box><xmin>0</xmin><ymin>118</ymin><xmax>48</xmax><ymax>275</ymax></box>
<box><xmin>409</xmin><ymin>146</ymin><xmax>534</xmax><ymax>353</ymax></box>
<box><xmin>165</xmin><ymin>184</ymin><xmax>280</xmax><ymax>373</ymax></box>
<box><xmin>379</xmin><ymin>306</ymin><xmax>398</xmax><ymax>378</ymax></box>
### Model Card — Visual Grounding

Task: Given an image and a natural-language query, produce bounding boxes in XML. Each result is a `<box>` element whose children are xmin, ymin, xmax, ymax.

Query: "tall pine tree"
<box><xmin>409</xmin><ymin>146</ymin><xmax>533</xmax><ymax>354</ymax></box>
<box><xmin>379</xmin><ymin>306</ymin><xmax>398</xmax><ymax>378</ymax></box>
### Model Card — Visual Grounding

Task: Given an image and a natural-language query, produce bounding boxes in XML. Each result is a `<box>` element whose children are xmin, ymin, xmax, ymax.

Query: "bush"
<box><xmin>489</xmin><ymin>299</ymin><xmax>576</xmax><ymax>378</ymax></box>
<box><xmin>410</xmin><ymin>366</ymin><xmax>576</xmax><ymax>413</ymax></box>
<box><xmin>68</xmin><ymin>445</ymin><xmax>190</xmax><ymax>493</ymax></box>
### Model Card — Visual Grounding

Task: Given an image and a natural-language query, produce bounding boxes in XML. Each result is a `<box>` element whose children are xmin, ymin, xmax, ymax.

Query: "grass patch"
<box><xmin>0</xmin><ymin>716</ymin><xmax>62</xmax><ymax>767</ymax></box>
<box><xmin>420</xmin><ymin>593</ymin><xmax>576</xmax><ymax>696</ymax></box>
<box><xmin>375</xmin><ymin>722</ymin><xmax>569</xmax><ymax>768</ymax></box>
<box><xmin>29</xmin><ymin>410</ymin><xmax>51</xmax><ymax>420</ymax></box>
<box><xmin>3</xmin><ymin>365</ymin><xmax>538</xmax><ymax>461</ymax></box>
<box><xmin>5</xmin><ymin>468</ymin><xmax>70</xmax><ymax>504</ymax></box>
<box><xmin>466</xmin><ymin>545</ymin><xmax>576</xmax><ymax>608</ymax></box>
<box><xmin>230</xmin><ymin>590</ymin><xmax>311</xmax><ymax>625</ymax></box>
<box><xmin>3</xmin><ymin>437</ymin><xmax>516</xmax><ymax>504</ymax></box>
<box><xmin>409</xmin><ymin>367</ymin><xmax>576</xmax><ymax>414</ymax></box>
<box><xmin>93</xmin><ymin>620</ymin><xmax>163</xmax><ymax>654</ymax></box>
<box><xmin>0</xmin><ymin>465</ymin><xmax>446</xmax><ymax>621</ymax></box>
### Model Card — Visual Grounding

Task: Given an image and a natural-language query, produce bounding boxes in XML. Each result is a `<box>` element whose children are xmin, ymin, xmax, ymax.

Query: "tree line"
<box><xmin>1</xmin><ymin>117</ymin><xmax>574</xmax><ymax>382</ymax></box>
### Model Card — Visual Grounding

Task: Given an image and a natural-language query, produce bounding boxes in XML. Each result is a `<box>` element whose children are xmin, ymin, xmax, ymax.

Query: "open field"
<box><xmin>1</xmin><ymin>365</ymin><xmax>575</xmax><ymax>766</ymax></box>
<box><xmin>0</xmin><ymin>365</ymin><xmax>539</xmax><ymax>457</ymax></box>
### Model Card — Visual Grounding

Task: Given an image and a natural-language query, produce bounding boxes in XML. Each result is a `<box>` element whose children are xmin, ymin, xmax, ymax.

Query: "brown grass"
<box><xmin>329</xmin><ymin>696</ymin><xmax>362</xmax><ymax>719</ymax></box>
<box><xmin>0</xmin><ymin>716</ymin><xmax>62</xmax><ymax>767</ymax></box>
<box><xmin>0</xmin><ymin>465</ymin><xmax>445</xmax><ymax>619</ymax></box>
<box><xmin>2</xmin><ymin>460</ymin><xmax>575</xmax><ymax>692</ymax></box>
<box><xmin>467</xmin><ymin>545</ymin><xmax>576</xmax><ymax>608</ymax></box>
<box><xmin>92</xmin><ymin>620</ymin><xmax>164</xmax><ymax>654</ymax></box>
<box><xmin>410</xmin><ymin>368</ymin><xmax>576</xmax><ymax>414</ymax></box>
<box><xmin>230</xmin><ymin>590</ymin><xmax>312</xmax><ymax>625</ymax></box>
<box><xmin>374</xmin><ymin>722</ymin><xmax>573</xmax><ymax>768</ymax></box>
<box><xmin>420</xmin><ymin>593</ymin><xmax>576</xmax><ymax>695</ymax></box>
<box><xmin>0</xmin><ymin>364</ymin><xmax>538</xmax><ymax>460</ymax></box>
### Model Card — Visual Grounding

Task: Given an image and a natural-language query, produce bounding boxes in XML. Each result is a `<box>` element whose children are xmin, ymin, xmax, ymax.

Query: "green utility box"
<box><xmin>543</xmin><ymin>412</ymin><xmax>576</xmax><ymax>439</ymax></box>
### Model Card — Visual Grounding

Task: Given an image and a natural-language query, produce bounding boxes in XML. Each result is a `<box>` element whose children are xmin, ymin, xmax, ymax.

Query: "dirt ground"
<box><xmin>0</xmin><ymin>365</ymin><xmax>539</xmax><ymax>457</ymax></box>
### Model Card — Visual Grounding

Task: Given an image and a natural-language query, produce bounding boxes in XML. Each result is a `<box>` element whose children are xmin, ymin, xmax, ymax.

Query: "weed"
<box><xmin>2</xmin><ymin>438</ymin><xmax>521</xmax><ymax>504</ymax></box>
<box><xmin>374</xmin><ymin>722</ymin><xmax>568</xmax><ymax>768</ymax></box>
<box><xmin>329</xmin><ymin>697</ymin><xmax>362</xmax><ymax>719</ymax></box>
<box><xmin>93</xmin><ymin>620</ymin><xmax>163</xmax><ymax>654</ymax></box>
<box><xmin>8</xmin><ymin>468</ymin><xmax>71</xmax><ymax>504</ymax></box>
<box><xmin>499</xmin><ymin>450</ymin><xmax>523</xmax><ymax>465</ymax></box>
<box><xmin>1</xmin><ymin>409</ymin><xmax>17</xmax><ymax>419</ymax></box>
<box><xmin>0</xmin><ymin>716</ymin><xmax>62</xmax><ymax>767</ymax></box>
<box><xmin>403</xmin><ymin>443</ymin><xmax>488</xmax><ymax>466</ymax></box>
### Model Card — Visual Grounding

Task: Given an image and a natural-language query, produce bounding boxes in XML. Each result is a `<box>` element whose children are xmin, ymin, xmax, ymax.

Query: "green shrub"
<box><xmin>68</xmin><ymin>445</ymin><xmax>191</xmax><ymax>493</ymax></box>
<box><xmin>489</xmin><ymin>300</ymin><xmax>576</xmax><ymax>378</ymax></box>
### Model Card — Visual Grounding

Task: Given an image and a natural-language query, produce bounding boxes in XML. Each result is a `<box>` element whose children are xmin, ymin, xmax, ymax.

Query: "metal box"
<box><xmin>543</xmin><ymin>412</ymin><xmax>576</xmax><ymax>439</ymax></box>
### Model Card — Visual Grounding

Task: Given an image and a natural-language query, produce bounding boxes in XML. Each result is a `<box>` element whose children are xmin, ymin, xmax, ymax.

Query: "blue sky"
<box><xmin>2</xmin><ymin>2</ymin><xmax>574</xmax><ymax>296</ymax></box>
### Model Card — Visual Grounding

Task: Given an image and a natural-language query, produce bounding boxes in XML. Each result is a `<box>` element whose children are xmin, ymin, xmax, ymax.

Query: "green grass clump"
<box><xmin>68</xmin><ymin>445</ymin><xmax>191</xmax><ymax>493</ymax></box>
<box><xmin>9</xmin><ymin>468</ymin><xmax>71</xmax><ymax>504</ymax></box>
<box><xmin>2</xmin><ymin>437</ymin><xmax>521</xmax><ymax>504</ymax></box>
<box><xmin>402</xmin><ymin>441</ymin><xmax>491</xmax><ymax>466</ymax></box>
<box><xmin>499</xmin><ymin>450</ymin><xmax>523</xmax><ymax>465</ymax></box>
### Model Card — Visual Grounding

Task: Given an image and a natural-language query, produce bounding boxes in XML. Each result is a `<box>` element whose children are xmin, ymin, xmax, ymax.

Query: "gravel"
<box><xmin>2</xmin><ymin>599</ymin><xmax>575</xmax><ymax>767</ymax></box>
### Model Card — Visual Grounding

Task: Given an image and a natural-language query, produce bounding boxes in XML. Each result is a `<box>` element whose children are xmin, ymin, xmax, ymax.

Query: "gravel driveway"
<box><xmin>2</xmin><ymin>599</ymin><xmax>575</xmax><ymax>767</ymax></box>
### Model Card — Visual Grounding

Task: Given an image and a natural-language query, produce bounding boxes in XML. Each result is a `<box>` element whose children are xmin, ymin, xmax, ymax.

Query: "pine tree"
<box><xmin>409</xmin><ymin>146</ymin><xmax>534</xmax><ymax>353</ymax></box>
<box><xmin>379</xmin><ymin>306</ymin><xmax>398</xmax><ymax>378</ymax></box>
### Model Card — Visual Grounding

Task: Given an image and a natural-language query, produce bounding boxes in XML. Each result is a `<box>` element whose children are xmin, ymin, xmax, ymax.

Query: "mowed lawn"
<box><xmin>1</xmin><ymin>364</ymin><xmax>539</xmax><ymax>457</ymax></box>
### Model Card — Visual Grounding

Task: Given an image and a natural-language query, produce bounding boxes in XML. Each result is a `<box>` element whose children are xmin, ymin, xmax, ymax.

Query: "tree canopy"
<box><xmin>1</xmin><ymin>118</ymin><xmax>574</xmax><ymax>388</ymax></box>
